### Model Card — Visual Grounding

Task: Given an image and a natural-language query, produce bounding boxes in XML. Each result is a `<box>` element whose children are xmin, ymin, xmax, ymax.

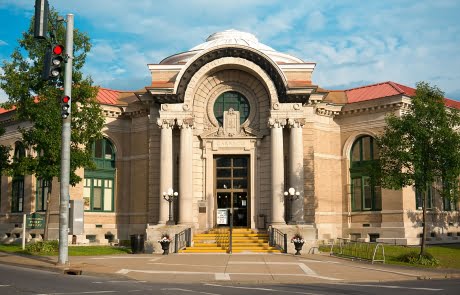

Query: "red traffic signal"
<box><xmin>42</xmin><ymin>44</ymin><xmax>65</xmax><ymax>80</ymax></box>
<box><xmin>61</xmin><ymin>95</ymin><xmax>71</xmax><ymax>119</ymax></box>
<box><xmin>53</xmin><ymin>44</ymin><xmax>64</xmax><ymax>55</ymax></box>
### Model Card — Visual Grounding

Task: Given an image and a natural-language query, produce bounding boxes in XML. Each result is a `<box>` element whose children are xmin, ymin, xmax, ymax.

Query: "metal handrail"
<box><xmin>174</xmin><ymin>228</ymin><xmax>192</xmax><ymax>253</ymax></box>
<box><xmin>269</xmin><ymin>226</ymin><xmax>287</xmax><ymax>253</ymax></box>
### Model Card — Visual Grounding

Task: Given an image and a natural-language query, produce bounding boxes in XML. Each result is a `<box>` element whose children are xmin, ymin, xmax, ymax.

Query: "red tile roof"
<box><xmin>344</xmin><ymin>81</ymin><xmax>459</xmax><ymax>110</ymax></box>
<box><xmin>346</xmin><ymin>81</ymin><xmax>410</xmax><ymax>103</ymax></box>
<box><xmin>96</xmin><ymin>87</ymin><xmax>120</xmax><ymax>105</ymax></box>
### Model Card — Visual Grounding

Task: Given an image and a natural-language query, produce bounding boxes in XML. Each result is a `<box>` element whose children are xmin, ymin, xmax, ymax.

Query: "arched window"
<box><xmin>12</xmin><ymin>142</ymin><xmax>25</xmax><ymax>213</ymax></box>
<box><xmin>350</xmin><ymin>136</ymin><xmax>381</xmax><ymax>211</ymax></box>
<box><xmin>213</xmin><ymin>91</ymin><xmax>250</xmax><ymax>126</ymax></box>
<box><xmin>84</xmin><ymin>138</ymin><xmax>115</xmax><ymax>212</ymax></box>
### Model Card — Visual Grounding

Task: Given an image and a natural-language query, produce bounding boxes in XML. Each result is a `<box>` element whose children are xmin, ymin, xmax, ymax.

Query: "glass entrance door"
<box><xmin>215</xmin><ymin>156</ymin><xmax>249</xmax><ymax>227</ymax></box>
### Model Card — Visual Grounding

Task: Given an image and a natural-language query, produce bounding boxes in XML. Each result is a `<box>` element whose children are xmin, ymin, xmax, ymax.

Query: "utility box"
<box><xmin>69</xmin><ymin>200</ymin><xmax>84</xmax><ymax>235</ymax></box>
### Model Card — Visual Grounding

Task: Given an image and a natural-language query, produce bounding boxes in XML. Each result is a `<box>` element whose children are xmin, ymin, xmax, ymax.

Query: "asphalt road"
<box><xmin>1</xmin><ymin>263</ymin><xmax>459</xmax><ymax>295</ymax></box>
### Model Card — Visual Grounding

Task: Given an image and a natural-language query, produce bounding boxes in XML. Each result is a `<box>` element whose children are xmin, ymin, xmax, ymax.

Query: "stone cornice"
<box><xmin>315</xmin><ymin>103</ymin><xmax>343</xmax><ymax>118</ymax></box>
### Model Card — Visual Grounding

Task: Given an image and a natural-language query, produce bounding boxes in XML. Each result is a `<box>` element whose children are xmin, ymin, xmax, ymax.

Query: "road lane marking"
<box><xmin>215</xmin><ymin>273</ymin><xmax>231</xmax><ymax>280</ymax></box>
<box><xmin>148</xmin><ymin>262</ymin><xmax>226</xmax><ymax>268</ymax></box>
<box><xmin>93</xmin><ymin>281</ymin><xmax>147</xmax><ymax>284</ymax></box>
<box><xmin>0</xmin><ymin>285</ymin><xmax>11</xmax><ymax>287</ymax></box>
<box><xmin>162</xmin><ymin>288</ymin><xmax>221</xmax><ymax>295</ymax></box>
<box><xmin>204</xmin><ymin>284</ymin><xmax>324</xmax><ymax>295</ymax></box>
<box><xmin>35</xmin><ymin>291</ymin><xmax>118</xmax><ymax>295</ymax></box>
<box><xmin>90</xmin><ymin>256</ymin><xmax>152</xmax><ymax>260</ymax></box>
<box><xmin>116</xmin><ymin>269</ymin><xmax>342</xmax><ymax>281</ymax></box>
<box><xmin>332</xmin><ymin>283</ymin><xmax>443</xmax><ymax>291</ymax></box>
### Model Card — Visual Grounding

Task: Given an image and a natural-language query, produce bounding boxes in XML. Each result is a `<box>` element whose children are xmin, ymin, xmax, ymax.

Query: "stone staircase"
<box><xmin>179</xmin><ymin>228</ymin><xmax>283</xmax><ymax>253</ymax></box>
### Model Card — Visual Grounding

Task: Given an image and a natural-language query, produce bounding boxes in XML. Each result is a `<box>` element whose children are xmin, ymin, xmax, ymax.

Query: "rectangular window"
<box><xmin>415</xmin><ymin>185</ymin><xmax>433</xmax><ymax>210</ymax></box>
<box><xmin>443</xmin><ymin>197</ymin><xmax>457</xmax><ymax>211</ymax></box>
<box><xmin>352</xmin><ymin>177</ymin><xmax>381</xmax><ymax>211</ymax></box>
<box><xmin>363</xmin><ymin>177</ymin><xmax>372</xmax><ymax>209</ymax></box>
<box><xmin>362</xmin><ymin>137</ymin><xmax>372</xmax><ymax>161</ymax></box>
<box><xmin>12</xmin><ymin>176</ymin><xmax>24</xmax><ymax>213</ymax></box>
<box><xmin>36</xmin><ymin>179</ymin><xmax>50</xmax><ymax>212</ymax></box>
<box><xmin>84</xmin><ymin>177</ymin><xmax>114</xmax><ymax>212</ymax></box>
<box><xmin>352</xmin><ymin>177</ymin><xmax>362</xmax><ymax>211</ymax></box>
<box><xmin>103</xmin><ymin>179</ymin><xmax>113</xmax><ymax>211</ymax></box>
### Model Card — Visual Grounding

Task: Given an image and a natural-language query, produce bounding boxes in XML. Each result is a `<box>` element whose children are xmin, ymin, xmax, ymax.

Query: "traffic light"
<box><xmin>42</xmin><ymin>44</ymin><xmax>65</xmax><ymax>80</ymax></box>
<box><xmin>34</xmin><ymin>0</ymin><xmax>49</xmax><ymax>39</ymax></box>
<box><xmin>61</xmin><ymin>95</ymin><xmax>71</xmax><ymax>119</ymax></box>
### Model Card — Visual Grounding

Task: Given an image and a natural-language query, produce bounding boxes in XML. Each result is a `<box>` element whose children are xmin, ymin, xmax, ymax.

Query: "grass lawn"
<box><xmin>320</xmin><ymin>243</ymin><xmax>460</xmax><ymax>269</ymax></box>
<box><xmin>0</xmin><ymin>243</ymin><xmax>131</xmax><ymax>256</ymax></box>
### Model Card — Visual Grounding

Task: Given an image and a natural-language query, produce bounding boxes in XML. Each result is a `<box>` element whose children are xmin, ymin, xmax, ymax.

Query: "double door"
<box><xmin>215</xmin><ymin>156</ymin><xmax>249</xmax><ymax>227</ymax></box>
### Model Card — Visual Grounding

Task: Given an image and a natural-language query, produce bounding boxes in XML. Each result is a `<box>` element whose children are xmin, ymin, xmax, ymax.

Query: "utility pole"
<box><xmin>34</xmin><ymin>0</ymin><xmax>73</xmax><ymax>265</ymax></box>
<box><xmin>58</xmin><ymin>13</ymin><xmax>74</xmax><ymax>266</ymax></box>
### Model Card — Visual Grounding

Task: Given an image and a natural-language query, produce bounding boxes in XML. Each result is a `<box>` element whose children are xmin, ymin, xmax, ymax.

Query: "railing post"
<box><xmin>229</xmin><ymin>212</ymin><xmax>233</xmax><ymax>254</ymax></box>
<box><xmin>186</xmin><ymin>228</ymin><xmax>191</xmax><ymax>247</ymax></box>
<box><xmin>174</xmin><ymin>233</ymin><xmax>179</xmax><ymax>253</ymax></box>
<box><xmin>283</xmin><ymin>233</ymin><xmax>287</xmax><ymax>253</ymax></box>
<box><xmin>269</xmin><ymin>227</ymin><xmax>273</xmax><ymax>246</ymax></box>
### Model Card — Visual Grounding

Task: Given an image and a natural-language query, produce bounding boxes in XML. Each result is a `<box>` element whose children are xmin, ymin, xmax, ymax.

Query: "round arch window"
<box><xmin>213</xmin><ymin>91</ymin><xmax>250</xmax><ymax>126</ymax></box>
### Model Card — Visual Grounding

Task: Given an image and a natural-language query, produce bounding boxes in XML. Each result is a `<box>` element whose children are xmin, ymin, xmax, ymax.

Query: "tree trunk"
<box><xmin>43</xmin><ymin>182</ymin><xmax>52</xmax><ymax>241</ymax></box>
<box><xmin>420</xmin><ymin>190</ymin><xmax>427</xmax><ymax>257</ymax></box>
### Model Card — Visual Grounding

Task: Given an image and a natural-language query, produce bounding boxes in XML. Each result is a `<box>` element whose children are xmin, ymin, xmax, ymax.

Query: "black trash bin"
<box><xmin>130</xmin><ymin>234</ymin><xmax>144</xmax><ymax>254</ymax></box>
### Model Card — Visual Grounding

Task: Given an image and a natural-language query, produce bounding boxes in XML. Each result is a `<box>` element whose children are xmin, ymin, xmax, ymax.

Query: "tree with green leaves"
<box><xmin>376</xmin><ymin>81</ymin><xmax>460</xmax><ymax>257</ymax></box>
<box><xmin>0</xmin><ymin>125</ymin><xmax>11</xmax><ymax>175</ymax></box>
<box><xmin>0</xmin><ymin>8</ymin><xmax>105</xmax><ymax>237</ymax></box>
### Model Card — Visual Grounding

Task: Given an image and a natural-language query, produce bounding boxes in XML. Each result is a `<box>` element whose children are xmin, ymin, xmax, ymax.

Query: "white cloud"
<box><xmin>0</xmin><ymin>88</ymin><xmax>7</xmax><ymax>103</ymax></box>
<box><xmin>0</xmin><ymin>40</ymin><xmax>7</xmax><ymax>46</ymax></box>
<box><xmin>307</xmin><ymin>11</ymin><xmax>326</xmax><ymax>31</ymax></box>
<box><xmin>1</xmin><ymin>0</ymin><xmax>459</xmax><ymax>99</ymax></box>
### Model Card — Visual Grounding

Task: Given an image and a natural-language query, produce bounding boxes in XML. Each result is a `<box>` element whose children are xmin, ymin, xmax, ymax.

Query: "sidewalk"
<box><xmin>1</xmin><ymin>251</ymin><xmax>459</xmax><ymax>284</ymax></box>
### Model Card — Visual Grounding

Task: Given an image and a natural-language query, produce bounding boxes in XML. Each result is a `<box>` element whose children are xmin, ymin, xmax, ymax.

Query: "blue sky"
<box><xmin>1</xmin><ymin>0</ymin><xmax>459</xmax><ymax>102</ymax></box>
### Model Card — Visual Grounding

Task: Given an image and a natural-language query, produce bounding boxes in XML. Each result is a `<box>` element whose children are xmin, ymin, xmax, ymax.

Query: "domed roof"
<box><xmin>160</xmin><ymin>29</ymin><xmax>303</xmax><ymax>65</ymax></box>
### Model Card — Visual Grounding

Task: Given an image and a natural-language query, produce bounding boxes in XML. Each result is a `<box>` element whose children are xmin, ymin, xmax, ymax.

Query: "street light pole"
<box><xmin>163</xmin><ymin>188</ymin><xmax>178</xmax><ymax>225</ymax></box>
<box><xmin>284</xmin><ymin>187</ymin><xmax>300</xmax><ymax>224</ymax></box>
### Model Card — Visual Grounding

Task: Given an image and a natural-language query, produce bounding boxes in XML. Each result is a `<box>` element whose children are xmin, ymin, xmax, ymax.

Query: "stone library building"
<box><xmin>1</xmin><ymin>30</ymin><xmax>459</xmax><ymax>253</ymax></box>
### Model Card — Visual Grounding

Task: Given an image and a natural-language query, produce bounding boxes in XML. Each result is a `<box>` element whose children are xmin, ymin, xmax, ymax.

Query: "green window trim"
<box><xmin>213</xmin><ymin>91</ymin><xmax>250</xmax><ymax>126</ymax></box>
<box><xmin>12</xmin><ymin>175</ymin><xmax>24</xmax><ymax>213</ymax></box>
<box><xmin>83</xmin><ymin>177</ymin><xmax>114</xmax><ymax>212</ymax></box>
<box><xmin>415</xmin><ymin>186</ymin><xmax>433</xmax><ymax>210</ymax></box>
<box><xmin>84</xmin><ymin>137</ymin><xmax>116</xmax><ymax>212</ymax></box>
<box><xmin>350</xmin><ymin>136</ymin><xmax>381</xmax><ymax>211</ymax></box>
<box><xmin>36</xmin><ymin>178</ymin><xmax>50</xmax><ymax>212</ymax></box>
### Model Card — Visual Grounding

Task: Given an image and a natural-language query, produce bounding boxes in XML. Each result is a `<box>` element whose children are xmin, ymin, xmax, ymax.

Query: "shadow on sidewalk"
<box><xmin>0</xmin><ymin>251</ymin><xmax>57</xmax><ymax>266</ymax></box>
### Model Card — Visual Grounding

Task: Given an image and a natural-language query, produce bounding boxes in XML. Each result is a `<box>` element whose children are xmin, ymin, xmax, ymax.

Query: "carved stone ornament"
<box><xmin>156</xmin><ymin>118</ymin><xmax>175</xmax><ymax>129</ymax></box>
<box><xmin>287</xmin><ymin>118</ymin><xmax>306</xmax><ymax>128</ymax></box>
<box><xmin>177</xmin><ymin>118</ymin><xmax>194</xmax><ymax>129</ymax></box>
<box><xmin>268</xmin><ymin>117</ymin><xmax>286</xmax><ymax>128</ymax></box>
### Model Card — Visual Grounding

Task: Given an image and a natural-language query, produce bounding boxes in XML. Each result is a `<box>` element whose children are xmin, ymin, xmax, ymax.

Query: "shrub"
<box><xmin>25</xmin><ymin>240</ymin><xmax>59</xmax><ymax>254</ymax></box>
<box><xmin>397</xmin><ymin>251</ymin><xmax>440</xmax><ymax>266</ymax></box>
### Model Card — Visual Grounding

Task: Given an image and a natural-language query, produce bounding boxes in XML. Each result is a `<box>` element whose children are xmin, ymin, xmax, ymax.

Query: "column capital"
<box><xmin>268</xmin><ymin>117</ymin><xmax>287</xmax><ymax>128</ymax></box>
<box><xmin>287</xmin><ymin>118</ymin><xmax>306</xmax><ymax>128</ymax></box>
<box><xmin>157</xmin><ymin>118</ymin><xmax>175</xmax><ymax>129</ymax></box>
<box><xmin>177</xmin><ymin>118</ymin><xmax>194</xmax><ymax>129</ymax></box>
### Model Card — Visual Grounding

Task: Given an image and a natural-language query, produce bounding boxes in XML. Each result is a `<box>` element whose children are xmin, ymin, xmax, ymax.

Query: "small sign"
<box><xmin>26</xmin><ymin>212</ymin><xmax>45</xmax><ymax>229</ymax></box>
<box><xmin>217</xmin><ymin>209</ymin><xmax>228</xmax><ymax>225</ymax></box>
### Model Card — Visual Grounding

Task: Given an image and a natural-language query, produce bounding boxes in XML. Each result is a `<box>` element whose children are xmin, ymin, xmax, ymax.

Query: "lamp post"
<box><xmin>284</xmin><ymin>187</ymin><xmax>300</xmax><ymax>224</ymax></box>
<box><xmin>163</xmin><ymin>188</ymin><xmax>178</xmax><ymax>225</ymax></box>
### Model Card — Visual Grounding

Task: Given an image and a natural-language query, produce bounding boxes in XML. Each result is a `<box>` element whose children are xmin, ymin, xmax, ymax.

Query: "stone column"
<box><xmin>177</xmin><ymin>118</ymin><xmax>194</xmax><ymax>224</ymax></box>
<box><xmin>157</xmin><ymin>119</ymin><xmax>174</xmax><ymax>224</ymax></box>
<box><xmin>288</xmin><ymin>118</ymin><xmax>305</xmax><ymax>224</ymax></box>
<box><xmin>269</xmin><ymin>118</ymin><xmax>285</xmax><ymax>224</ymax></box>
